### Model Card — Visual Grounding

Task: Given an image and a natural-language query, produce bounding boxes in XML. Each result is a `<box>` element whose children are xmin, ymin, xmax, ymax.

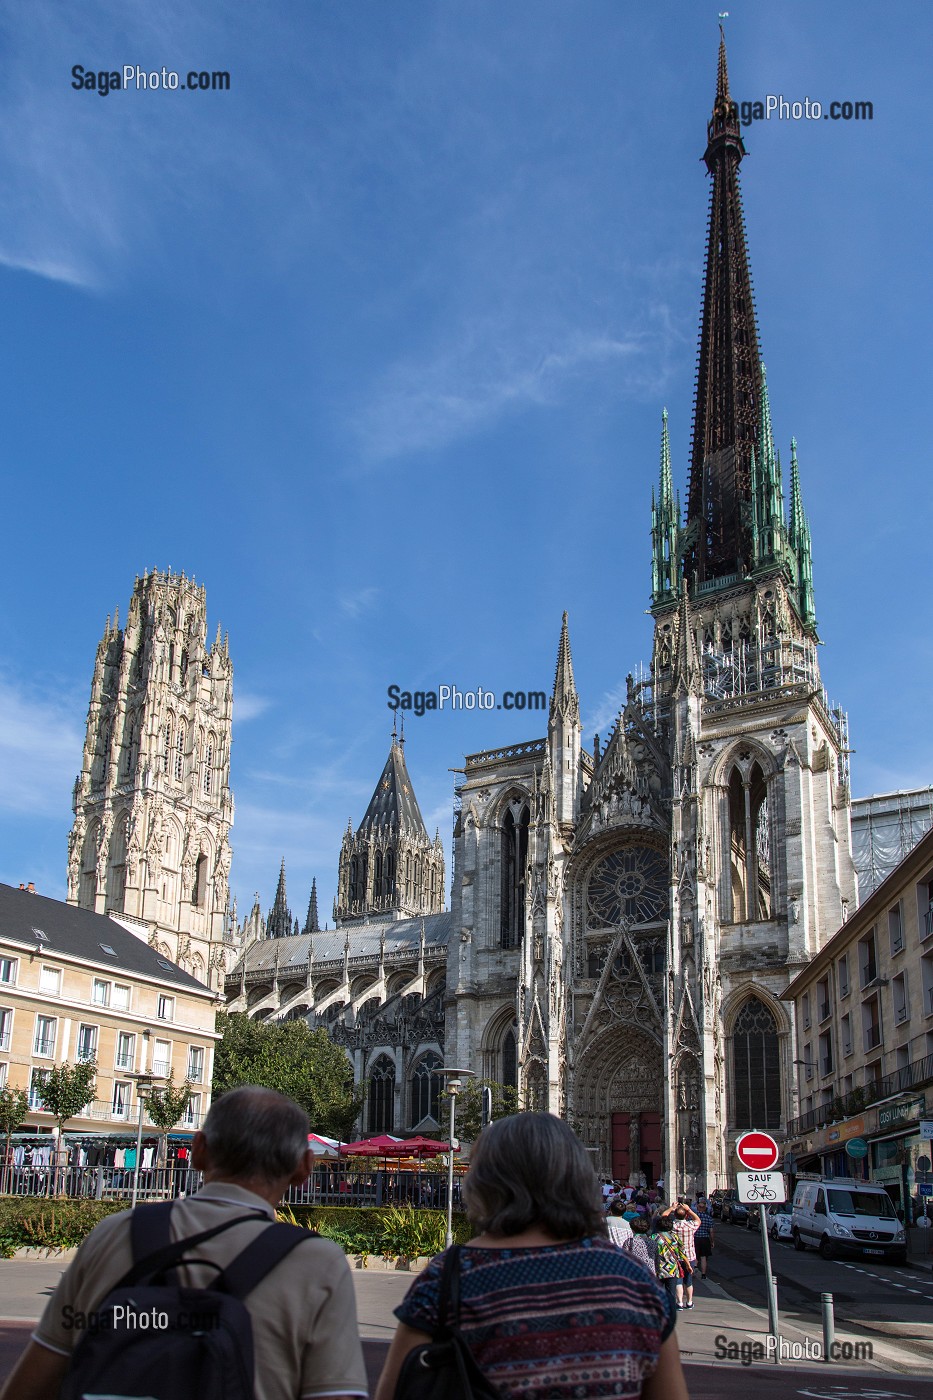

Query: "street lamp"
<box><xmin>439</xmin><ymin>1066</ymin><xmax>475</xmax><ymax>1248</ymax></box>
<box><xmin>128</xmin><ymin>1072</ymin><xmax>162</xmax><ymax>1208</ymax></box>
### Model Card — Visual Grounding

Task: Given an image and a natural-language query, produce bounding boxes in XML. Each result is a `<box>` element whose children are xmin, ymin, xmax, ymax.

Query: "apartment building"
<box><xmin>0</xmin><ymin>882</ymin><xmax>219</xmax><ymax>1136</ymax></box>
<box><xmin>783</xmin><ymin>826</ymin><xmax>933</xmax><ymax>1219</ymax></box>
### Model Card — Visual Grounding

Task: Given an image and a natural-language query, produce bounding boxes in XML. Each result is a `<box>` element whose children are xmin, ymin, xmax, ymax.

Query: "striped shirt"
<box><xmin>672</xmin><ymin>1216</ymin><xmax>699</xmax><ymax>1260</ymax></box>
<box><xmin>396</xmin><ymin>1238</ymin><xmax>676</xmax><ymax>1400</ymax></box>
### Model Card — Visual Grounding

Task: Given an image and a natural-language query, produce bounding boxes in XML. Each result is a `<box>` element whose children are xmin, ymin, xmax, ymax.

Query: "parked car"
<box><xmin>766</xmin><ymin>1202</ymin><xmax>793</xmax><ymax>1240</ymax></box>
<box><xmin>708</xmin><ymin>1189</ymin><xmax>729</xmax><ymax>1219</ymax></box>
<box><xmin>719</xmin><ymin>1190</ymin><xmax>749</xmax><ymax>1225</ymax></box>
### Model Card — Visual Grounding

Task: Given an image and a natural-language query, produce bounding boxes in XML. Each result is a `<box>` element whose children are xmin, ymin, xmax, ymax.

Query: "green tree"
<box><xmin>444</xmin><ymin>1079</ymin><xmax>521</xmax><ymax>1144</ymax></box>
<box><xmin>36</xmin><ymin>1060</ymin><xmax>97</xmax><ymax>1141</ymax></box>
<box><xmin>213</xmin><ymin>1012</ymin><xmax>363</xmax><ymax>1140</ymax></box>
<box><xmin>0</xmin><ymin>1085</ymin><xmax>29</xmax><ymax>1192</ymax></box>
<box><xmin>36</xmin><ymin>1060</ymin><xmax>97</xmax><ymax>1192</ymax></box>
<box><xmin>146</xmin><ymin>1071</ymin><xmax>193</xmax><ymax>1166</ymax></box>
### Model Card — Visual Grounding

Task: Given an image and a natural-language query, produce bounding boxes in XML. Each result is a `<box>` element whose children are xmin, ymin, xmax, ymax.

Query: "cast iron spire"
<box><xmin>683</xmin><ymin>28</ymin><xmax>763</xmax><ymax>586</ymax></box>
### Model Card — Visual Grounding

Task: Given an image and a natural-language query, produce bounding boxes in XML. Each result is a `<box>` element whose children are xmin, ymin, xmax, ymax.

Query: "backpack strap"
<box><xmin>217</xmin><ymin>1222</ymin><xmax>315</xmax><ymax>1300</ymax></box>
<box><xmin>119</xmin><ymin>1205</ymin><xmax>270</xmax><ymax>1288</ymax></box>
<box><xmin>436</xmin><ymin>1245</ymin><xmax>462</xmax><ymax>1334</ymax></box>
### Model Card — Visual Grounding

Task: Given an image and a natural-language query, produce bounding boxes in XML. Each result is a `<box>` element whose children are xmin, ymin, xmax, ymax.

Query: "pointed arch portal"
<box><xmin>573</xmin><ymin>1025</ymin><xmax>664</xmax><ymax>1184</ymax></box>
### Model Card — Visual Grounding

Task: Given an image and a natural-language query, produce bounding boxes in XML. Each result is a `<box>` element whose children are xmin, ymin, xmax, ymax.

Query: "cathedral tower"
<box><xmin>646</xmin><ymin>32</ymin><xmax>857</xmax><ymax>1189</ymax></box>
<box><xmin>67</xmin><ymin>571</ymin><xmax>235</xmax><ymax>990</ymax></box>
<box><xmin>335</xmin><ymin>733</ymin><xmax>445</xmax><ymax>924</ymax></box>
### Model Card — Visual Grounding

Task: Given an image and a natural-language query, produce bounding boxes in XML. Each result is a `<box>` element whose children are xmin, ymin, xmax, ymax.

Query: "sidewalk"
<box><xmin>0</xmin><ymin>1254</ymin><xmax>930</xmax><ymax>1377</ymax></box>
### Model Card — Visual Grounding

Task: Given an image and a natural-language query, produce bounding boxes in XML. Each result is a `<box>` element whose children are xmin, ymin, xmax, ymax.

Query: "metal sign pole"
<box><xmin>760</xmin><ymin>1198</ymin><xmax>780</xmax><ymax>1346</ymax></box>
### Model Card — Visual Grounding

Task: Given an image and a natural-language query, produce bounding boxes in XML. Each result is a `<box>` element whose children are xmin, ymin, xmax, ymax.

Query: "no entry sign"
<box><xmin>735</xmin><ymin>1131</ymin><xmax>780</xmax><ymax>1171</ymax></box>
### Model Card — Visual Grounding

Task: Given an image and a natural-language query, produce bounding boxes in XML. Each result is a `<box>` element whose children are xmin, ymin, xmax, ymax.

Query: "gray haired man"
<box><xmin>1</xmin><ymin>1086</ymin><xmax>368</xmax><ymax>1400</ymax></box>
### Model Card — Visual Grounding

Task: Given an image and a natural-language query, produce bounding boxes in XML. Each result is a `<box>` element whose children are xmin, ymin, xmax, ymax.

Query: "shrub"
<box><xmin>0</xmin><ymin>1199</ymin><xmax>128</xmax><ymax>1256</ymax></box>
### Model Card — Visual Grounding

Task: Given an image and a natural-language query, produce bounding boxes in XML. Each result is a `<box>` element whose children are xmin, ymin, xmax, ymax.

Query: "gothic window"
<box><xmin>413</xmin><ymin>858</ymin><xmax>421</xmax><ymax>902</ymax></box>
<box><xmin>587</xmin><ymin>945</ymin><xmax>605</xmax><ymax>979</ymax></box>
<box><xmin>501</xmin><ymin>1026</ymin><xmax>517</xmax><ymax>1090</ymax></box>
<box><xmin>430</xmin><ymin>865</ymin><xmax>437</xmax><ymax>902</ymax></box>
<box><xmin>410</xmin><ymin>1053</ymin><xmax>442</xmax><ymax>1126</ymax></box>
<box><xmin>80</xmin><ymin>826</ymin><xmax>98</xmax><ymax>908</ymax></box>
<box><xmin>374</xmin><ymin>851</ymin><xmax>383</xmax><ymax>898</ymax></box>
<box><xmin>731</xmin><ymin>996</ymin><xmax>782</xmax><ymax>1130</ymax></box>
<box><xmin>726</xmin><ymin>762</ymin><xmax>771</xmax><ymax>922</ymax></box>
<box><xmin>525</xmin><ymin>1061</ymin><xmax>547</xmax><ymax>1112</ymax></box>
<box><xmin>174</xmin><ymin>723</ymin><xmax>186</xmax><ymax>782</ymax></box>
<box><xmin>350</xmin><ymin>855</ymin><xmax>367</xmax><ymax>906</ymax></box>
<box><xmin>368</xmin><ymin>1055</ymin><xmax>396</xmax><ymax>1135</ymax></box>
<box><xmin>162</xmin><ymin>720</ymin><xmax>172</xmax><ymax>774</ymax></box>
<box><xmin>179</xmin><ymin>648</ymin><xmax>188</xmax><ymax>683</ymax></box>
<box><xmin>192</xmin><ymin>854</ymin><xmax>208</xmax><ymax>908</ymax></box>
<box><xmin>586</xmin><ymin>846</ymin><xmax>669</xmax><ymax>929</ymax></box>
<box><xmin>385</xmin><ymin>851</ymin><xmax>394</xmax><ymax>896</ymax></box>
<box><xmin>500</xmin><ymin>804</ymin><xmax>529</xmax><ymax>949</ymax></box>
<box><xmin>405</xmin><ymin>854</ymin><xmax>412</xmax><ymax>901</ymax></box>
<box><xmin>203</xmin><ymin>737</ymin><xmax>213</xmax><ymax>796</ymax></box>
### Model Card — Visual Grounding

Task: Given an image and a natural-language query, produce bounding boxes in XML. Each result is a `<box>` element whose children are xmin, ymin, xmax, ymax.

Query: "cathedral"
<box><xmin>70</xmin><ymin>36</ymin><xmax>859</xmax><ymax>1191</ymax></box>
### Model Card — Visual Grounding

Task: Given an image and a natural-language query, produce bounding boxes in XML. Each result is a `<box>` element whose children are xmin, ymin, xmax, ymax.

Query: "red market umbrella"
<box><xmin>389</xmin><ymin>1137</ymin><xmax>450</xmax><ymax>1157</ymax></box>
<box><xmin>339</xmin><ymin>1135</ymin><xmax>404</xmax><ymax>1157</ymax></box>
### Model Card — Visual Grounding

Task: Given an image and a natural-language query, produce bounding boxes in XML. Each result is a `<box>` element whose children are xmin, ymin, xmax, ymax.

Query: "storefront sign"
<box><xmin>878</xmin><ymin>1098</ymin><xmax>925</xmax><ymax>1131</ymax></box>
<box><xmin>845</xmin><ymin>1137</ymin><xmax>868</xmax><ymax>1159</ymax></box>
<box><xmin>826</xmin><ymin>1116</ymin><xmax>865</xmax><ymax>1144</ymax></box>
<box><xmin>920</xmin><ymin>1121</ymin><xmax>933</xmax><ymax>1140</ymax></box>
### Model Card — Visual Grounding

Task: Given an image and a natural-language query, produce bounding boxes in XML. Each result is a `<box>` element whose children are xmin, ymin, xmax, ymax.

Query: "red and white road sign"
<box><xmin>735</xmin><ymin>1131</ymin><xmax>780</xmax><ymax>1171</ymax></box>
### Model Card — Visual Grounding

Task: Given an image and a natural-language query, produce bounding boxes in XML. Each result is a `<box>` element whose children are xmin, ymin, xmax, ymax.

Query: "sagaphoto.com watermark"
<box><xmin>714</xmin><ymin>1332</ymin><xmax>873</xmax><ymax>1367</ymax></box>
<box><xmin>71</xmin><ymin>65</ymin><xmax>230</xmax><ymax>95</ymax></box>
<box><xmin>739</xmin><ymin>96</ymin><xmax>873</xmax><ymax>125</ymax></box>
<box><xmin>387</xmin><ymin>685</ymin><xmax>547</xmax><ymax>717</ymax></box>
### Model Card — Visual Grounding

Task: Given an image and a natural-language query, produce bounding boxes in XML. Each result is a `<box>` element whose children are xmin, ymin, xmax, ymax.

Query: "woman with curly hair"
<box><xmin>375</xmin><ymin>1113</ymin><xmax>686</xmax><ymax>1400</ymax></box>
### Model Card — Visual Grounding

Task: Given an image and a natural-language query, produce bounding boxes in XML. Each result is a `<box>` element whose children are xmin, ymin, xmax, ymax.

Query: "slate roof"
<box><xmin>0</xmin><ymin>883</ymin><xmax>212</xmax><ymax>994</ymax></box>
<box><xmin>357</xmin><ymin>739</ymin><xmax>430</xmax><ymax>838</ymax></box>
<box><xmin>232</xmin><ymin>909</ymin><xmax>451</xmax><ymax>976</ymax></box>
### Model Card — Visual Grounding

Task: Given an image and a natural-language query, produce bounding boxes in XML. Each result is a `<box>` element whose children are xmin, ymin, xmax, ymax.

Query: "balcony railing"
<box><xmin>115</xmin><ymin>1054</ymin><xmax>135</xmax><ymax>1071</ymax></box>
<box><xmin>33</xmin><ymin>1039</ymin><xmax>56</xmax><ymax>1057</ymax></box>
<box><xmin>865</xmin><ymin>1026</ymin><xmax>882</xmax><ymax>1050</ymax></box>
<box><xmin>923</xmin><ymin>907</ymin><xmax>933</xmax><ymax>939</ymax></box>
<box><xmin>0</xmin><ymin>1031</ymin><xmax>10</xmax><ymax>1051</ymax></box>
<box><xmin>787</xmin><ymin>1050</ymin><xmax>933</xmax><ymax>1137</ymax></box>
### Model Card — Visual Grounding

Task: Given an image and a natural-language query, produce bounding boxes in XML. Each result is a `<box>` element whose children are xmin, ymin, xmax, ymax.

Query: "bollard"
<box><xmin>821</xmin><ymin>1292</ymin><xmax>834</xmax><ymax>1363</ymax></box>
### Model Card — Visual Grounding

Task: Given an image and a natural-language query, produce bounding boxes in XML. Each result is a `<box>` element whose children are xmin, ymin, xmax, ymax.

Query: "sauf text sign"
<box><xmin>736</xmin><ymin>1172</ymin><xmax>787</xmax><ymax>1204</ymax></box>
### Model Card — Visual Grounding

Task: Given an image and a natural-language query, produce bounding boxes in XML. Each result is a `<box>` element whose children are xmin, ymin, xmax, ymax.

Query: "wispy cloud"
<box><xmin>584</xmin><ymin>683</ymin><xmax>629</xmax><ymax>739</ymax></box>
<box><xmin>354</xmin><ymin>323</ymin><xmax>652</xmax><ymax>462</ymax></box>
<box><xmin>233</xmin><ymin>691</ymin><xmax>272</xmax><ymax>724</ymax></box>
<box><xmin>338</xmin><ymin>587</ymin><xmax>379</xmax><ymax>619</ymax></box>
<box><xmin>0</xmin><ymin>677</ymin><xmax>84</xmax><ymax>817</ymax></box>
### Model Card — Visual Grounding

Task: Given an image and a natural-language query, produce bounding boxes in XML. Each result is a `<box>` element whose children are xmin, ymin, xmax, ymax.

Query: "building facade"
<box><xmin>67</xmin><ymin>570</ymin><xmax>237</xmax><ymax>991</ymax></box>
<box><xmin>0</xmin><ymin>883</ymin><xmax>218</xmax><ymax>1136</ymax></box>
<box><xmin>783</xmin><ymin>825</ymin><xmax>933</xmax><ymax>1220</ymax></box>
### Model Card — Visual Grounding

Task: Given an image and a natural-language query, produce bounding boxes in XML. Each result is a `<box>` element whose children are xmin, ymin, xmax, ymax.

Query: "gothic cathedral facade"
<box><xmin>67</xmin><ymin>570</ymin><xmax>236</xmax><ymax>991</ymax></box>
<box><xmin>447</xmin><ymin>36</ymin><xmax>858</xmax><ymax>1192</ymax></box>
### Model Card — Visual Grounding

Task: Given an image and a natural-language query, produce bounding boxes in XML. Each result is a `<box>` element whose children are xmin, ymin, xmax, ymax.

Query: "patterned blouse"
<box><xmin>395</xmin><ymin>1237</ymin><xmax>676</xmax><ymax>1400</ymax></box>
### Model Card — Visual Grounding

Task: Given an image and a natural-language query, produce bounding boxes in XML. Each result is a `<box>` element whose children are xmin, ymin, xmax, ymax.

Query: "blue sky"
<box><xmin>1</xmin><ymin>1</ymin><xmax>931</xmax><ymax>925</ymax></box>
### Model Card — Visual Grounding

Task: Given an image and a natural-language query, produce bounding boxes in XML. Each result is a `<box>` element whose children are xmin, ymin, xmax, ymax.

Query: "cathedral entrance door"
<box><xmin>639</xmin><ymin>1112</ymin><xmax>661</xmax><ymax>1186</ymax></box>
<box><xmin>610</xmin><ymin>1113</ymin><xmax>631</xmax><ymax>1182</ymax></box>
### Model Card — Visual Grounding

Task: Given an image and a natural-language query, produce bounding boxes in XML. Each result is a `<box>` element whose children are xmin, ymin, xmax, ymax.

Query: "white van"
<box><xmin>791</xmin><ymin>1176</ymin><xmax>906</xmax><ymax>1263</ymax></box>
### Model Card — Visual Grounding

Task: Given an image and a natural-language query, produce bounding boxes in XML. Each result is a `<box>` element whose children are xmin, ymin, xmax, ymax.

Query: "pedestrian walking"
<box><xmin>665</xmin><ymin>1200</ymin><xmax>700</xmax><ymax>1306</ymax></box>
<box><xmin>692</xmin><ymin>1198</ymin><xmax>715</xmax><ymax>1278</ymax></box>
<box><xmin>606</xmin><ymin>1199</ymin><xmax>634</xmax><ymax>1249</ymax></box>
<box><xmin>652</xmin><ymin>1218</ymin><xmax>692</xmax><ymax>1310</ymax></box>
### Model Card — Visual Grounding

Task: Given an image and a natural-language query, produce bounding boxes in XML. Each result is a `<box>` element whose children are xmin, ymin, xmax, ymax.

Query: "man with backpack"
<box><xmin>0</xmin><ymin>1086</ymin><xmax>368</xmax><ymax>1400</ymax></box>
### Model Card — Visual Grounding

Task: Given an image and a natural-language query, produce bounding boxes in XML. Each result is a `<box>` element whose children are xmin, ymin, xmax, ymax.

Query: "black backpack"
<box><xmin>393</xmin><ymin>1246</ymin><xmax>501</xmax><ymax>1400</ymax></box>
<box><xmin>62</xmin><ymin>1200</ymin><xmax>313</xmax><ymax>1400</ymax></box>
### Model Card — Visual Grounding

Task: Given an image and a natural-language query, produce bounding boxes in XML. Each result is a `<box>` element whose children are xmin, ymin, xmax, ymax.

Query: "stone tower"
<box><xmin>447</xmin><ymin>32</ymin><xmax>858</xmax><ymax>1195</ymax></box>
<box><xmin>67</xmin><ymin>570</ymin><xmax>235</xmax><ymax>990</ymax></box>
<box><xmin>335</xmin><ymin>733</ymin><xmax>445</xmax><ymax>924</ymax></box>
<box><xmin>644</xmin><ymin>32</ymin><xmax>857</xmax><ymax>1190</ymax></box>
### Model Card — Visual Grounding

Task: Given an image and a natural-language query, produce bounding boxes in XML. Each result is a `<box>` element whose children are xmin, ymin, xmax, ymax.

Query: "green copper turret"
<box><xmin>651</xmin><ymin>409</ymin><xmax>680</xmax><ymax>606</ymax></box>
